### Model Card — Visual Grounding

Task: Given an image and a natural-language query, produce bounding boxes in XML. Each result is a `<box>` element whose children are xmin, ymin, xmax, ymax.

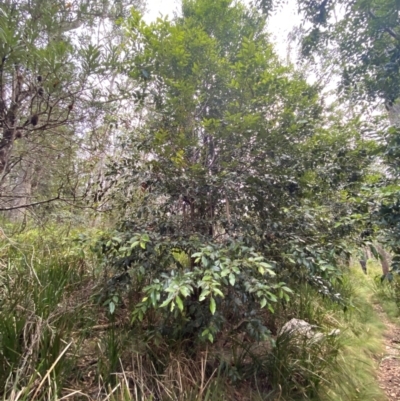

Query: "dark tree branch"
<box><xmin>368</xmin><ymin>10</ymin><xmax>400</xmax><ymax>41</ymax></box>
<box><xmin>0</xmin><ymin>194</ymin><xmax>62</xmax><ymax>211</ymax></box>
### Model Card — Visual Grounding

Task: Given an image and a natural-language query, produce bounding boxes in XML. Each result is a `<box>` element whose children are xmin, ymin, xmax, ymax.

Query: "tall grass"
<box><xmin>0</xmin><ymin>227</ymin><xmax>96</xmax><ymax>400</ymax></box>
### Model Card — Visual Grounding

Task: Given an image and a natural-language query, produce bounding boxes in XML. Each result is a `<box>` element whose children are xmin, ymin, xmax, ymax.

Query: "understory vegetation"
<box><xmin>2</xmin><ymin>0</ymin><xmax>400</xmax><ymax>399</ymax></box>
<box><xmin>0</xmin><ymin>226</ymin><xmax>396</xmax><ymax>400</ymax></box>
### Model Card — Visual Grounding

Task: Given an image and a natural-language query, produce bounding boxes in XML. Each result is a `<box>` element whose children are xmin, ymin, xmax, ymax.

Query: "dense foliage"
<box><xmin>91</xmin><ymin>0</ymin><xmax>378</xmax><ymax>347</ymax></box>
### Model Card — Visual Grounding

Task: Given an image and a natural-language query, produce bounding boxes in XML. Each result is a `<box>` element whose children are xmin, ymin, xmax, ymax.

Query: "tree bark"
<box><xmin>375</xmin><ymin>243</ymin><xmax>391</xmax><ymax>276</ymax></box>
<box><xmin>387</xmin><ymin>102</ymin><xmax>400</xmax><ymax>128</ymax></box>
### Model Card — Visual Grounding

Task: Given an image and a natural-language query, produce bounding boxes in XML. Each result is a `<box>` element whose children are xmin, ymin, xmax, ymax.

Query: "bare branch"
<box><xmin>0</xmin><ymin>194</ymin><xmax>61</xmax><ymax>211</ymax></box>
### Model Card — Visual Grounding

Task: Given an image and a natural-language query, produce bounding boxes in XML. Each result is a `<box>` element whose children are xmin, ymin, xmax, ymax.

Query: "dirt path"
<box><xmin>376</xmin><ymin>306</ymin><xmax>400</xmax><ymax>400</ymax></box>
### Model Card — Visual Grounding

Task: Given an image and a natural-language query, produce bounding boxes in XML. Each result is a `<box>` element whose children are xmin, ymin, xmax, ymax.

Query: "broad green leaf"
<box><xmin>199</xmin><ymin>289</ymin><xmax>210</xmax><ymax>301</ymax></box>
<box><xmin>259</xmin><ymin>262</ymin><xmax>273</xmax><ymax>268</ymax></box>
<box><xmin>212</xmin><ymin>288</ymin><xmax>224</xmax><ymax>297</ymax></box>
<box><xmin>180</xmin><ymin>287</ymin><xmax>191</xmax><ymax>297</ymax></box>
<box><xmin>175</xmin><ymin>296</ymin><xmax>184</xmax><ymax>311</ymax></box>
<box><xmin>160</xmin><ymin>298</ymin><xmax>172</xmax><ymax>308</ymax></box>
<box><xmin>210</xmin><ymin>297</ymin><xmax>216</xmax><ymax>315</ymax></box>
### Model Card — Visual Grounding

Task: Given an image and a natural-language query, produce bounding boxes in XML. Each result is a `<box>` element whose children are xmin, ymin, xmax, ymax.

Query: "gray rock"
<box><xmin>279</xmin><ymin>319</ymin><xmax>340</xmax><ymax>342</ymax></box>
<box><xmin>279</xmin><ymin>318</ymin><xmax>317</xmax><ymax>339</ymax></box>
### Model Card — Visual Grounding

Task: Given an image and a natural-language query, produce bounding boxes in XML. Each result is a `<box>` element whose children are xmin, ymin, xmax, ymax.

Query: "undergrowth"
<box><xmin>368</xmin><ymin>260</ymin><xmax>400</xmax><ymax>320</ymax></box>
<box><xmin>0</xmin><ymin>227</ymin><xmax>393</xmax><ymax>400</ymax></box>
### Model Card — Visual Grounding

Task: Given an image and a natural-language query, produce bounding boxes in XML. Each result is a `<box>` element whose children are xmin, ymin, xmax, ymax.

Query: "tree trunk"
<box><xmin>387</xmin><ymin>102</ymin><xmax>400</xmax><ymax>128</ymax></box>
<box><xmin>374</xmin><ymin>243</ymin><xmax>391</xmax><ymax>276</ymax></box>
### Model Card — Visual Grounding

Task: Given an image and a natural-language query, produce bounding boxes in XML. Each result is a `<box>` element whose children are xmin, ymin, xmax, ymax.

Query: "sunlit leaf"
<box><xmin>175</xmin><ymin>296</ymin><xmax>184</xmax><ymax>311</ymax></box>
<box><xmin>210</xmin><ymin>297</ymin><xmax>216</xmax><ymax>315</ymax></box>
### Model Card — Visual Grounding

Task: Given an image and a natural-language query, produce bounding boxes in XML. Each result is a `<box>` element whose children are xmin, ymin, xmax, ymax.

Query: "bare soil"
<box><xmin>376</xmin><ymin>306</ymin><xmax>400</xmax><ymax>400</ymax></box>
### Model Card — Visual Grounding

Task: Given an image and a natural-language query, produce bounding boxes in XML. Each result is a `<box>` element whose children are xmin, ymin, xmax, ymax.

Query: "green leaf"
<box><xmin>109</xmin><ymin>301</ymin><xmax>115</xmax><ymax>314</ymax></box>
<box><xmin>210</xmin><ymin>297</ymin><xmax>216</xmax><ymax>315</ymax></box>
<box><xmin>180</xmin><ymin>286</ymin><xmax>191</xmax><ymax>297</ymax></box>
<box><xmin>199</xmin><ymin>289</ymin><xmax>210</xmax><ymax>301</ymax></box>
<box><xmin>150</xmin><ymin>291</ymin><xmax>158</xmax><ymax>306</ymax></box>
<box><xmin>175</xmin><ymin>295</ymin><xmax>184</xmax><ymax>311</ymax></box>
<box><xmin>160</xmin><ymin>298</ymin><xmax>172</xmax><ymax>308</ymax></box>
<box><xmin>259</xmin><ymin>262</ymin><xmax>273</xmax><ymax>268</ymax></box>
<box><xmin>212</xmin><ymin>288</ymin><xmax>224</xmax><ymax>297</ymax></box>
<box><xmin>229</xmin><ymin>273</ymin><xmax>235</xmax><ymax>286</ymax></box>
<box><xmin>201</xmin><ymin>328</ymin><xmax>214</xmax><ymax>342</ymax></box>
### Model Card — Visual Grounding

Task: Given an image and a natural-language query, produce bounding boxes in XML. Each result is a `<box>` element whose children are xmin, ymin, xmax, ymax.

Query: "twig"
<box><xmin>0</xmin><ymin>195</ymin><xmax>61</xmax><ymax>211</ymax></box>
<box><xmin>31</xmin><ymin>342</ymin><xmax>72</xmax><ymax>400</ymax></box>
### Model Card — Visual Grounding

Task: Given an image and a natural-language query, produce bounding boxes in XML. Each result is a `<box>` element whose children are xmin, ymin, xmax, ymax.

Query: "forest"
<box><xmin>1</xmin><ymin>0</ymin><xmax>400</xmax><ymax>399</ymax></box>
